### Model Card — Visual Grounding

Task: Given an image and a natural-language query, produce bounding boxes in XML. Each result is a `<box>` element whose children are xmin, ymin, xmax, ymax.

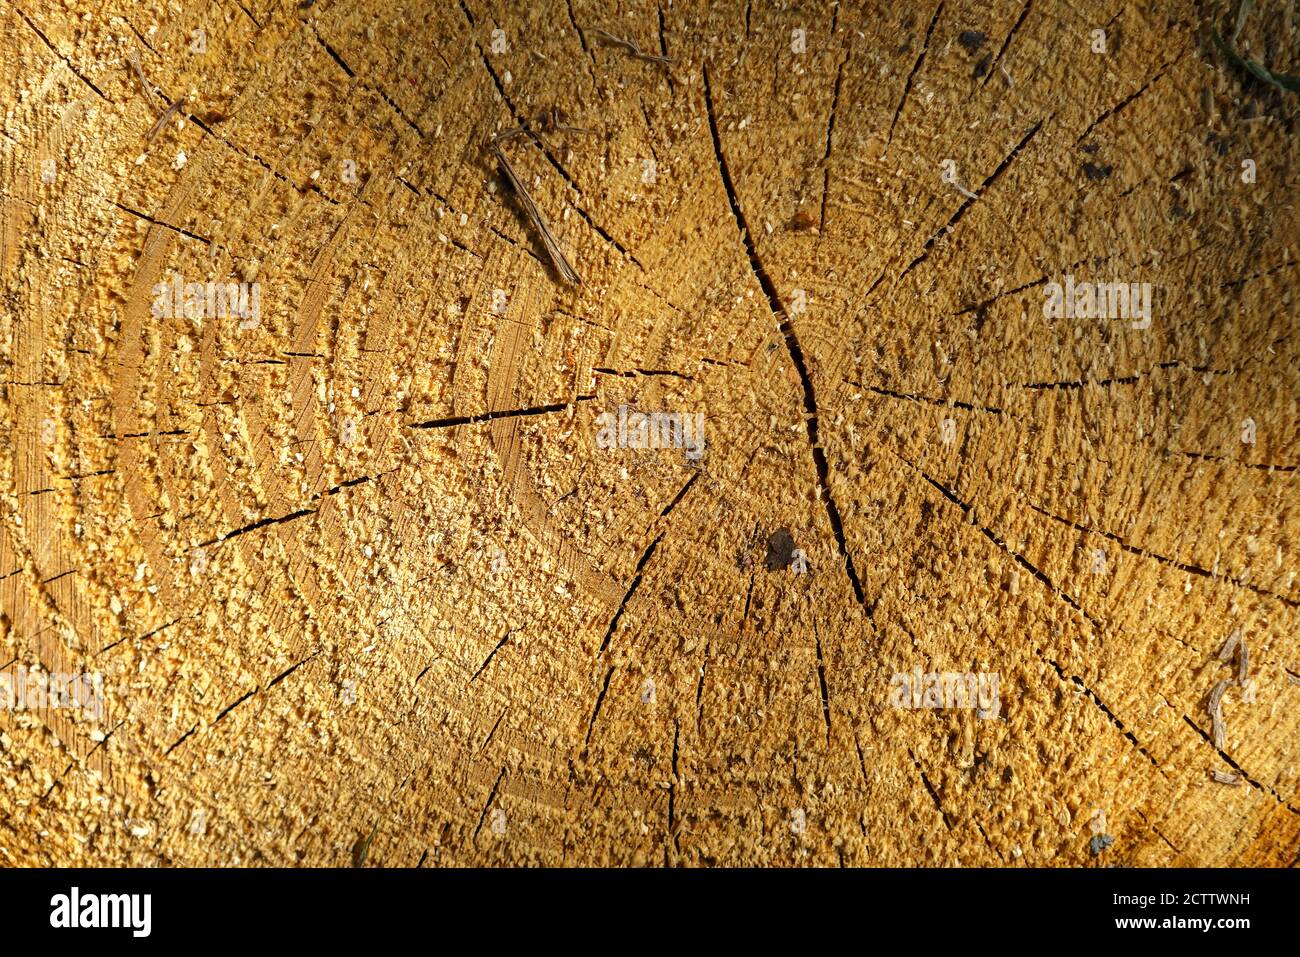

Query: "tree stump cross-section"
<box><xmin>0</xmin><ymin>0</ymin><xmax>1297</xmax><ymax>867</ymax></box>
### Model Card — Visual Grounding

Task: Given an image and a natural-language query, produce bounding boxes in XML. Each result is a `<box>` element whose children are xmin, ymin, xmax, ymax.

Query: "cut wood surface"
<box><xmin>1</xmin><ymin>0</ymin><xmax>1298</xmax><ymax>866</ymax></box>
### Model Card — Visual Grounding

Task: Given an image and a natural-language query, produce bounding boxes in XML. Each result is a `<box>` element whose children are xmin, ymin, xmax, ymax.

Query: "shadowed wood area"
<box><xmin>1</xmin><ymin>0</ymin><xmax>1298</xmax><ymax>866</ymax></box>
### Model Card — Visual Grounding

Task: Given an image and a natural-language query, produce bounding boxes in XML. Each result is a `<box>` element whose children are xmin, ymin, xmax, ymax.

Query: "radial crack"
<box><xmin>887</xmin><ymin>2</ymin><xmax>944</xmax><ymax>145</ymax></box>
<box><xmin>702</xmin><ymin>63</ymin><xmax>869</xmax><ymax>615</ymax></box>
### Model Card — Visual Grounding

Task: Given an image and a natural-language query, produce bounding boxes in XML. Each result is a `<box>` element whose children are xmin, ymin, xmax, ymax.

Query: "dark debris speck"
<box><xmin>1089</xmin><ymin>834</ymin><xmax>1114</xmax><ymax>855</ymax></box>
<box><xmin>1205</xmin><ymin>131</ymin><xmax>1233</xmax><ymax>156</ymax></box>
<box><xmin>958</xmin><ymin>30</ymin><xmax>987</xmax><ymax>53</ymax></box>
<box><xmin>1082</xmin><ymin>162</ymin><xmax>1113</xmax><ymax>181</ymax></box>
<box><xmin>765</xmin><ymin>528</ymin><xmax>795</xmax><ymax>571</ymax></box>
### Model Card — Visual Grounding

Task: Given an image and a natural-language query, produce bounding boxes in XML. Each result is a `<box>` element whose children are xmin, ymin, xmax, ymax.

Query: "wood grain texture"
<box><xmin>1</xmin><ymin>0</ymin><xmax>1297</xmax><ymax>866</ymax></box>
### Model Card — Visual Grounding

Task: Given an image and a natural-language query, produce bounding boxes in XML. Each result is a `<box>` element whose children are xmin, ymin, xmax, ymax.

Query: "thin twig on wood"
<box><xmin>535</xmin><ymin>108</ymin><xmax>593</xmax><ymax>139</ymax></box>
<box><xmin>586</xmin><ymin>27</ymin><xmax>673</xmax><ymax>66</ymax></box>
<box><xmin>125</xmin><ymin>51</ymin><xmax>188</xmax><ymax>142</ymax></box>
<box><xmin>147</xmin><ymin>96</ymin><xmax>187</xmax><ymax>142</ymax></box>
<box><xmin>490</xmin><ymin>128</ymin><xmax>581</xmax><ymax>285</ymax></box>
<box><xmin>124</xmin><ymin>52</ymin><xmax>160</xmax><ymax>107</ymax></box>
<box><xmin>1208</xmin><ymin>678</ymin><xmax>1232</xmax><ymax>750</ymax></box>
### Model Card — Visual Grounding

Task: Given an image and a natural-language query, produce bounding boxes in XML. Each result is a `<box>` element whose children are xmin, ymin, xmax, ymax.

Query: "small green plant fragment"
<box><xmin>1213</xmin><ymin>0</ymin><xmax>1300</xmax><ymax>94</ymax></box>
<box><xmin>352</xmin><ymin>824</ymin><xmax>378</xmax><ymax>867</ymax></box>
